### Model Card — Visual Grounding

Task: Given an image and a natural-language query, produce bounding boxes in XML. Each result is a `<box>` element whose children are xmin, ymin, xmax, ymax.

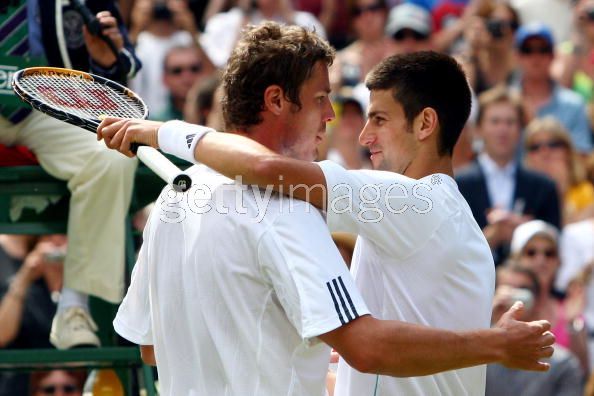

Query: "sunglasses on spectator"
<box><xmin>580</xmin><ymin>8</ymin><xmax>594</xmax><ymax>22</ymax></box>
<box><xmin>352</xmin><ymin>3</ymin><xmax>384</xmax><ymax>16</ymax></box>
<box><xmin>519</xmin><ymin>45</ymin><xmax>553</xmax><ymax>55</ymax></box>
<box><xmin>38</xmin><ymin>384</ymin><xmax>79</xmax><ymax>395</ymax></box>
<box><xmin>524</xmin><ymin>248</ymin><xmax>557</xmax><ymax>259</ymax></box>
<box><xmin>526</xmin><ymin>140</ymin><xmax>566</xmax><ymax>152</ymax></box>
<box><xmin>393</xmin><ymin>29</ymin><xmax>427</xmax><ymax>41</ymax></box>
<box><xmin>166</xmin><ymin>64</ymin><xmax>202</xmax><ymax>75</ymax></box>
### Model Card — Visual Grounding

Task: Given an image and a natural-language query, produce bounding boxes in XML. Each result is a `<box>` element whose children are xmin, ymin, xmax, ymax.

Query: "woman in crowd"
<box><xmin>511</xmin><ymin>220</ymin><xmax>590</xmax><ymax>373</ymax></box>
<box><xmin>524</xmin><ymin>117</ymin><xmax>594</xmax><ymax>224</ymax></box>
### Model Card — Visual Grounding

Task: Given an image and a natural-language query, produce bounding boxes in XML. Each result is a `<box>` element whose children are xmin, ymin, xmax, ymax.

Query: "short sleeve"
<box><xmin>318</xmin><ymin>160</ymin><xmax>447</xmax><ymax>257</ymax></box>
<box><xmin>113</xmin><ymin>222</ymin><xmax>153</xmax><ymax>345</ymax></box>
<box><xmin>257</xmin><ymin>202</ymin><xmax>369</xmax><ymax>340</ymax></box>
<box><xmin>556</xmin><ymin>224</ymin><xmax>589</xmax><ymax>291</ymax></box>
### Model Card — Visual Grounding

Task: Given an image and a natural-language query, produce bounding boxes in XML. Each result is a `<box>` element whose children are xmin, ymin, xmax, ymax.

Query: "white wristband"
<box><xmin>157</xmin><ymin>120</ymin><xmax>214</xmax><ymax>163</ymax></box>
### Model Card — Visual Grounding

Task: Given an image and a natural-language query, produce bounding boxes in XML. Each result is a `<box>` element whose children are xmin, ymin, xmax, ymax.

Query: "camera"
<box><xmin>486</xmin><ymin>19</ymin><xmax>505</xmax><ymax>39</ymax></box>
<box><xmin>153</xmin><ymin>1</ymin><xmax>172</xmax><ymax>21</ymax></box>
<box><xmin>43</xmin><ymin>250</ymin><xmax>66</xmax><ymax>263</ymax></box>
<box><xmin>508</xmin><ymin>287</ymin><xmax>534</xmax><ymax>311</ymax></box>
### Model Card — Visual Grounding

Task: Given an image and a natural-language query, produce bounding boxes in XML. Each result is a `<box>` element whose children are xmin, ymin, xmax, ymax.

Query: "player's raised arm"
<box><xmin>196</xmin><ymin>132</ymin><xmax>327</xmax><ymax>209</ymax></box>
<box><xmin>97</xmin><ymin>118</ymin><xmax>328</xmax><ymax>209</ymax></box>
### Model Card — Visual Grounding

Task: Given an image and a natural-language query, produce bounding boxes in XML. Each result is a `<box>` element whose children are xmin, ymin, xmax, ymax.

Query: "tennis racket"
<box><xmin>12</xmin><ymin>67</ymin><xmax>192</xmax><ymax>192</ymax></box>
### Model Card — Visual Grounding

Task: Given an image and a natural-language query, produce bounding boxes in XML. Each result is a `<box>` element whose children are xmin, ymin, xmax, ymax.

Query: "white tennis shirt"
<box><xmin>318</xmin><ymin>161</ymin><xmax>495</xmax><ymax>396</ymax></box>
<box><xmin>113</xmin><ymin>165</ymin><xmax>369</xmax><ymax>396</ymax></box>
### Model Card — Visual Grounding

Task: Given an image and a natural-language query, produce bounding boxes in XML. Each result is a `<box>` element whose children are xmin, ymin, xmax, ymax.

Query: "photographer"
<box><xmin>0</xmin><ymin>235</ymin><xmax>66</xmax><ymax>395</ymax></box>
<box><xmin>459</xmin><ymin>2</ymin><xmax>521</xmax><ymax>93</ymax></box>
<box><xmin>129</xmin><ymin>0</ymin><xmax>214</xmax><ymax>115</ymax></box>
<box><xmin>553</xmin><ymin>0</ymin><xmax>594</xmax><ymax>127</ymax></box>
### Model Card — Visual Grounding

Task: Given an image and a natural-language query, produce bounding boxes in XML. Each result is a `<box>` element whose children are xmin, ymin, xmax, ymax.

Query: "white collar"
<box><xmin>478</xmin><ymin>153</ymin><xmax>516</xmax><ymax>177</ymax></box>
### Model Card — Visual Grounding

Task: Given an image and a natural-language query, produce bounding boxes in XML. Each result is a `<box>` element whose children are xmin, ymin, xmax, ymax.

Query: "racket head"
<box><xmin>11</xmin><ymin>67</ymin><xmax>149</xmax><ymax>133</ymax></box>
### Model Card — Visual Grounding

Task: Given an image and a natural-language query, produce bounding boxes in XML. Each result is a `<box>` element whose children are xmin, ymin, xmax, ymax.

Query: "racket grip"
<box><xmin>130</xmin><ymin>142</ymin><xmax>141</xmax><ymax>154</ymax></box>
<box><xmin>136</xmin><ymin>146</ymin><xmax>192</xmax><ymax>192</ymax></box>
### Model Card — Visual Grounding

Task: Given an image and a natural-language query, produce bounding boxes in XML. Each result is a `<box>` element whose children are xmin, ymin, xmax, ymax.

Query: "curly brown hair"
<box><xmin>222</xmin><ymin>22</ymin><xmax>335</xmax><ymax>131</ymax></box>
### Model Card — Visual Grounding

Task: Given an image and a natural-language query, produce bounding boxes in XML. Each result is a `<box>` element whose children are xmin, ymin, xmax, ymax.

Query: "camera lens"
<box><xmin>153</xmin><ymin>3</ymin><xmax>172</xmax><ymax>21</ymax></box>
<box><xmin>487</xmin><ymin>20</ymin><xmax>505</xmax><ymax>39</ymax></box>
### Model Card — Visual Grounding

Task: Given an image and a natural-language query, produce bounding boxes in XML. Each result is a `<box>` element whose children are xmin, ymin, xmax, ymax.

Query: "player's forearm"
<box><xmin>195</xmin><ymin>133</ymin><xmax>327</xmax><ymax>208</ymax></box>
<box><xmin>365</xmin><ymin>320</ymin><xmax>503</xmax><ymax>377</ymax></box>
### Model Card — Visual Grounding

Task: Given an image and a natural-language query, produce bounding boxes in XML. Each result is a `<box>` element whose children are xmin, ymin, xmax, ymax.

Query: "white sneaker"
<box><xmin>50</xmin><ymin>307</ymin><xmax>101</xmax><ymax>349</ymax></box>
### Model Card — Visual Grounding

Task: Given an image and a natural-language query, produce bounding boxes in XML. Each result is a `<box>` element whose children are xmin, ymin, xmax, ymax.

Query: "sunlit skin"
<box><xmin>353</xmin><ymin>0</ymin><xmax>387</xmax><ymax>42</ymax></box>
<box><xmin>519</xmin><ymin>236</ymin><xmax>560</xmax><ymax>291</ymax></box>
<box><xmin>490</xmin><ymin>5</ymin><xmax>517</xmax><ymax>50</ymax></box>
<box><xmin>358</xmin><ymin>89</ymin><xmax>449</xmax><ymax>178</ymax></box>
<box><xmin>518</xmin><ymin>37</ymin><xmax>554</xmax><ymax>83</ymax></box>
<box><xmin>256</xmin><ymin>61</ymin><xmax>335</xmax><ymax>162</ymax></box>
<box><xmin>394</xmin><ymin>29</ymin><xmax>432</xmax><ymax>55</ymax></box>
<box><xmin>577</xmin><ymin>0</ymin><xmax>594</xmax><ymax>42</ymax></box>
<box><xmin>525</xmin><ymin>131</ymin><xmax>568</xmax><ymax>174</ymax></box>
<box><xmin>163</xmin><ymin>48</ymin><xmax>204</xmax><ymax>103</ymax></box>
<box><xmin>34</xmin><ymin>370</ymin><xmax>81</xmax><ymax>396</ymax></box>
<box><xmin>478</xmin><ymin>102</ymin><xmax>522</xmax><ymax>167</ymax></box>
<box><xmin>359</xmin><ymin>89</ymin><xmax>415</xmax><ymax>172</ymax></box>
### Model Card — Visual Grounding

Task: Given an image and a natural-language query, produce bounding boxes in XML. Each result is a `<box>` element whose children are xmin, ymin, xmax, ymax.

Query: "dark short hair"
<box><xmin>365</xmin><ymin>51</ymin><xmax>471</xmax><ymax>156</ymax></box>
<box><xmin>222</xmin><ymin>22</ymin><xmax>335</xmax><ymax>131</ymax></box>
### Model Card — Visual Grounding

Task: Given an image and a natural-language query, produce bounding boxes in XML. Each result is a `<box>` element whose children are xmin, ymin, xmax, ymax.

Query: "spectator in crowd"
<box><xmin>487</xmin><ymin>264</ymin><xmax>584</xmax><ymax>396</ymax></box>
<box><xmin>0</xmin><ymin>235</ymin><xmax>66</xmax><ymax>395</ymax></box>
<box><xmin>510</xmin><ymin>0</ymin><xmax>573</xmax><ymax>44</ymax></box>
<box><xmin>152</xmin><ymin>45</ymin><xmax>210</xmax><ymax>121</ymax></box>
<box><xmin>325</xmin><ymin>88</ymin><xmax>370</xmax><ymax>169</ymax></box>
<box><xmin>385</xmin><ymin>3</ymin><xmax>433</xmax><ymax>55</ymax></box>
<box><xmin>129</xmin><ymin>0</ymin><xmax>211</xmax><ymax>115</ymax></box>
<box><xmin>524</xmin><ymin>117</ymin><xmax>594</xmax><ymax>224</ymax></box>
<box><xmin>513</xmin><ymin>22</ymin><xmax>593</xmax><ymax>154</ymax></box>
<box><xmin>556</xmin><ymin>217</ymin><xmax>594</xmax><ymax>368</ymax></box>
<box><xmin>510</xmin><ymin>220</ymin><xmax>590</xmax><ymax>373</ymax></box>
<box><xmin>199</xmin><ymin>0</ymin><xmax>325</xmax><ymax>69</ymax></box>
<box><xmin>456</xmin><ymin>86</ymin><xmax>561</xmax><ymax>265</ymax></box>
<box><xmin>0</xmin><ymin>0</ymin><xmax>140</xmax><ymax>350</ymax></box>
<box><xmin>293</xmin><ymin>0</ymin><xmax>338</xmax><ymax>42</ymax></box>
<box><xmin>554</xmin><ymin>0</ymin><xmax>594</xmax><ymax>110</ymax></box>
<box><xmin>459</xmin><ymin>1</ymin><xmax>520</xmax><ymax>93</ymax></box>
<box><xmin>30</xmin><ymin>370</ymin><xmax>86</xmax><ymax>396</ymax></box>
<box><xmin>183</xmin><ymin>73</ymin><xmax>223</xmax><ymax>128</ymax></box>
<box><xmin>329</xmin><ymin>0</ymin><xmax>393</xmax><ymax>92</ymax></box>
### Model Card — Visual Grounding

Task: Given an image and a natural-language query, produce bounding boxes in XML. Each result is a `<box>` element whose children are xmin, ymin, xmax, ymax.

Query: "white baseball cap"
<box><xmin>510</xmin><ymin>220</ymin><xmax>559</xmax><ymax>256</ymax></box>
<box><xmin>386</xmin><ymin>3</ymin><xmax>432</xmax><ymax>38</ymax></box>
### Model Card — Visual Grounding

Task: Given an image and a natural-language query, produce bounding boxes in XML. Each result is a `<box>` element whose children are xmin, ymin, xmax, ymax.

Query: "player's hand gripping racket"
<box><xmin>12</xmin><ymin>67</ymin><xmax>192</xmax><ymax>192</ymax></box>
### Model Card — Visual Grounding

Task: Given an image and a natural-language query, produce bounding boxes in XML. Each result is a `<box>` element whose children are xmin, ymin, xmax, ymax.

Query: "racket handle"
<box><xmin>136</xmin><ymin>146</ymin><xmax>192</xmax><ymax>192</ymax></box>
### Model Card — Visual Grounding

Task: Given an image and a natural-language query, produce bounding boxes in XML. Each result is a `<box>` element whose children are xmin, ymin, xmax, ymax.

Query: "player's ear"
<box><xmin>414</xmin><ymin>107</ymin><xmax>438</xmax><ymax>142</ymax></box>
<box><xmin>263</xmin><ymin>85</ymin><xmax>285</xmax><ymax>115</ymax></box>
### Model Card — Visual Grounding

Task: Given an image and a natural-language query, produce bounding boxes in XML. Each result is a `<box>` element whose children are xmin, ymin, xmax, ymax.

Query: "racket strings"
<box><xmin>18</xmin><ymin>72</ymin><xmax>146</xmax><ymax>120</ymax></box>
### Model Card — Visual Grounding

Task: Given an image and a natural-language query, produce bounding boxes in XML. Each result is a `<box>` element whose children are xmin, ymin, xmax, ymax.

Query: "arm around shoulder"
<box><xmin>319</xmin><ymin>303</ymin><xmax>554</xmax><ymax>377</ymax></box>
<box><xmin>195</xmin><ymin>132</ymin><xmax>327</xmax><ymax>208</ymax></box>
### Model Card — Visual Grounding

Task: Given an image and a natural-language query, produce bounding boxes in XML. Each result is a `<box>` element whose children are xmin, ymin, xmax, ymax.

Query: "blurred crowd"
<box><xmin>2</xmin><ymin>0</ymin><xmax>594</xmax><ymax>394</ymax></box>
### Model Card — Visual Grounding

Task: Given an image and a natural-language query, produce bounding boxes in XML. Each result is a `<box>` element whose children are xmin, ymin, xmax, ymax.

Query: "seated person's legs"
<box><xmin>13</xmin><ymin>111</ymin><xmax>137</xmax><ymax>348</ymax></box>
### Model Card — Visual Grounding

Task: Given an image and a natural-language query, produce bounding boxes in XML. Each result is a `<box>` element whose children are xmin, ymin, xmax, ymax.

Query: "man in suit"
<box><xmin>456</xmin><ymin>86</ymin><xmax>560</xmax><ymax>265</ymax></box>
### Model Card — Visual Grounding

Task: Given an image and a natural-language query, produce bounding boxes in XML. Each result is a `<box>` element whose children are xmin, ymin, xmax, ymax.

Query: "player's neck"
<box><xmin>402</xmin><ymin>153</ymin><xmax>453</xmax><ymax>180</ymax></box>
<box><xmin>230</xmin><ymin>124</ymin><xmax>283</xmax><ymax>154</ymax></box>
